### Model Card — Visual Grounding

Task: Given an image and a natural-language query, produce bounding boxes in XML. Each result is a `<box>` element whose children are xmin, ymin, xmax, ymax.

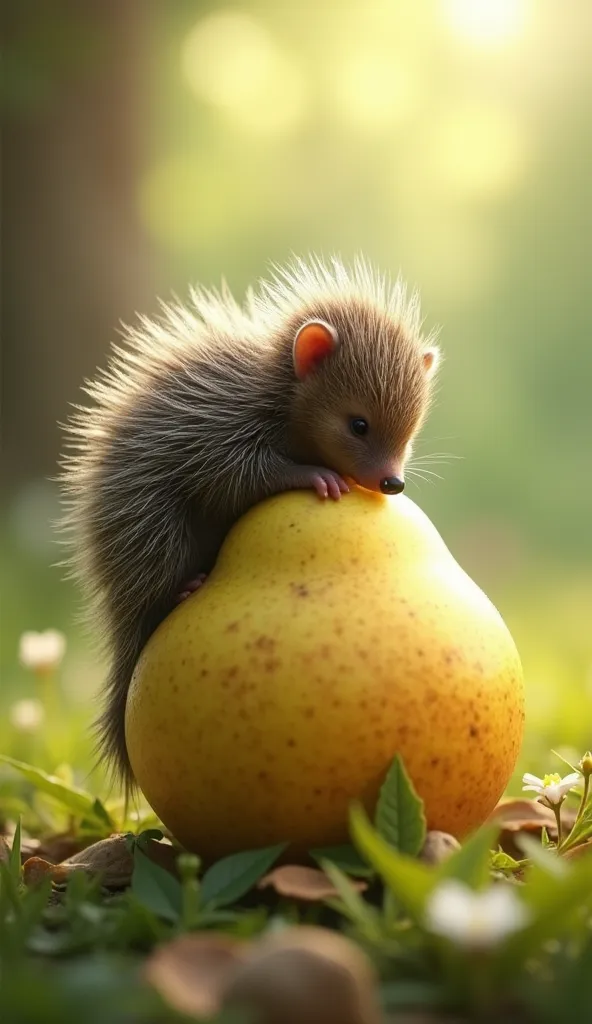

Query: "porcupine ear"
<box><xmin>422</xmin><ymin>346</ymin><xmax>440</xmax><ymax>378</ymax></box>
<box><xmin>292</xmin><ymin>319</ymin><xmax>339</xmax><ymax>381</ymax></box>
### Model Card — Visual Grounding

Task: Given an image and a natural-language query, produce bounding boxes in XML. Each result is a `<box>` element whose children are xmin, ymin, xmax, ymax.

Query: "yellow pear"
<box><xmin>126</xmin><ymin>490</ymin><xmax>524</xmax><ymax>858</ymax></box>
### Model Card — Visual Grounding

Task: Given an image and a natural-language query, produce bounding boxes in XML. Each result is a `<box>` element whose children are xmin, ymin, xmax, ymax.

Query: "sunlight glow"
<box><xmin>442</xmin><ymin>0</ymin><xmax>531</xmax><ymax>47</ymax></box>
<box><xmin>181</xmin><ymin>11</ymin><xmax>307</xmax><ymax>135</ymax></box>
<box><xmin>333</xmin><ymin>50</ymin><xmax>421</xmax><ymax>130</ymax></box>
<box><xmin>429</xmin><ymin>106</ymin><xmax>529</xmax><ymax>199</ymax></box>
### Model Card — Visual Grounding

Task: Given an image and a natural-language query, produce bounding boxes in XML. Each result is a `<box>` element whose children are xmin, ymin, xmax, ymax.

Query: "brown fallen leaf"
<box><xmin>22</xmin><ymin>833</ymin><xmax>180</xmax><ymax>890</ymax></box>
<box><xmin>258</xmin><ymin>864</ymin><xmax>367</xmax><ymax>901</ymax></box>
<box><xmin>488</xmin><ymin>798</ymin><xmax>556</xmax><ymax>828</ymax></box>
<box><xmin>488</xmin><ymin>797</ymin><xmax>581</xmax><ymax>858</ymax></box>
<box><xmin>222</xmin><ymin>926</ymin><xmax>383</xmax><ymax>1024</ymax></box>
<box><xmin>57</xmin><ymin>833</ymin><xmax>135</xmax><ymax>887</ymax></box>
<box><xmin>23</xmin><ymin>856</ymin><xmax>68</xmax><ymax>886</ymax></box>
<box><xmin>490</xmin><ymin>798</ymin><xmax>578</xmax><ymax>832</ymax></box>
<box><xmin>145</xmin><ymin>934</ymin><xmax>247</xmax><ymax>1018</ymax></box>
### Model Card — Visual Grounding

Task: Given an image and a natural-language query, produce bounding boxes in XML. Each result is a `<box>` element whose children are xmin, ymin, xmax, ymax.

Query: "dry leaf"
<box><xmin>22</xmin><ymin>833</ymin><xmax>180</xmax><ymax>890</ymax></box>
<box><xmin>489</xmin><ymin>798</ymin><xmax>581</xmax><ymax>858</ymax></box>
<box><xmin>145</xmin><ymin>934</ymin><xmax>247</xmax><ymax>1018</ymax></box>
<box><xmin>258</xmin><ymin>864</ymin><xmax>367</xmax><ymax>901</ymax></box>
<box><xmin>488</xmin><ymin>798</ymin><xmax>557</xmax><ymax>829</ymax></box>
<box><xmin>58</xmin><ymin>833</ymin><xmax>135</xmax><ymax>887</ymax></box>
<box><xmin>22</xmin><ymin>856</ymin><xmax>65</xmax><ymax>885</ymax></box>
<box><xmin>490</xmin><ymin>798</ymin><xmax>577</xmax><ymax>833</ymax></box>
<box><xmin>21</xmin><ymin>834</ymin><xmax>133</xmax><ymax>888</ymax></box>
<box><xmin>222</xmin><ymin>926</ymin><xmax>383</xmax><ymax>1024</ymax></box>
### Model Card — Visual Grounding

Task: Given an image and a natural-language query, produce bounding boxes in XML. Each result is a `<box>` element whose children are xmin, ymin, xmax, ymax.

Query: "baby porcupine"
<box><xmin>59</xmin><ymin>255</ymin><xmax>440</xmax><ymax>789</ymax></box>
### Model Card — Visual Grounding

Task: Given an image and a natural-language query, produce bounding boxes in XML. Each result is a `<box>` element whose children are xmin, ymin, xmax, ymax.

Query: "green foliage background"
<box><xmin>1</xmin><ymin>1</ymin><xmax>591</xmax><ymax>793</ymax></box>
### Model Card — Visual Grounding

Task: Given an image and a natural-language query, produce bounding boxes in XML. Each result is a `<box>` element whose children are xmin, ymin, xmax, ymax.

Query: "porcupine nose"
<box><xmin>380</xmin><ymin>475</ymin><xmax>405</xmax><ymax>495</ymax></box>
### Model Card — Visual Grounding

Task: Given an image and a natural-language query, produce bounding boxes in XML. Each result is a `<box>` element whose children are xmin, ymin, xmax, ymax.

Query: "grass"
<box><xmin>1</xmin><ymin>535</ymin><xmax>591</xmax><ymax>1022</ymax></box>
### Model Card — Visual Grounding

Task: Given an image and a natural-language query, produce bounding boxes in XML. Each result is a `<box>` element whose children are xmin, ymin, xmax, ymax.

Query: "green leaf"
<box><xmin>561</xmin><ymin>801</ymin><xmax>592</xmax><ymax>852</ymax></box>
<box><xmin>516</xmin><ymin>833</ymin><xmax>567</xmax><ymax>877</ymax></box>
<box><xmin>310</xmin><ymin>843</ymin><xmax>373</xmax><ymax>877</ymax></box>
<box><xmin>489</xmin><ymin>848</ymin><xmax>525</xmax><ymax>874</ymax></box>
<box><xmin>8</xmin><ymin>817</ymin><xmax>22</xmax><ymax>885</ymax></box>
<box><xmin>374</xmin><ymin>754</ymin><xmax>427</xmax><ymax>856</ymax></box>
<box><xmin>380</xmin><ymin>980</ymin><xmax>444</xmax><ymax>1012</ymax></box>
<box><xmin>319</xmin><ymin>859</ymin><xmax>382</xmax><ymax>938</ymax></box>
<box><xmin>496</xmin><ymin>846</ymin><xmax>592</xmax><ymax>977</ymax></box>
<box><xmin>20</xmin><ymin>876</ymin><xmax>52</xmax><ymax>933</ymax></box>
<box><xmin>200</xmin><ymin>843</ymin><xmax>287</xmax><ymax>909</ymax></box>
<box><xmin>437</xmin><ymin>823</ymin><xmax>499</xmax><ymax>890</ymax></box>
<box><xmin>0</xmin><ymin>756</ymin><xmax>107</xmax><ymax>829</ymax></box>
<box><xmin>530</xmin><ymin>932</ymin><xmax>592</xmax><ymax>1022</ymax></box>
<box><xmin>0</xmin><ymin>861</ymin><xmax>22</xmax><ymax>919</ymax></box>
<box><xmin>131</xmin><ymin>847</ymin><xmax>182</xmax><ymax>923</ymax></box>
<box><xmin>90</xmin><ymin>798</ymin><xmax>115</xmax><ymax>830</ymax></box>
<box><xmin>123</xmin><ymin>829</ymin><xmax>164</xmax><ymax>854</ymax></box>
<box><xmin>350</xmin><ymin>802</ymin><xmax>434</xmax><ymax>921</ymax></box>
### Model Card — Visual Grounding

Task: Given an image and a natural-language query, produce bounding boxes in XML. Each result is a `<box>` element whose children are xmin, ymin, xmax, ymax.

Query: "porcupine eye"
<box><xmin>350</xmin><ymin>417</ymin><xmax>369</xmax><ymax>437</ymax></box>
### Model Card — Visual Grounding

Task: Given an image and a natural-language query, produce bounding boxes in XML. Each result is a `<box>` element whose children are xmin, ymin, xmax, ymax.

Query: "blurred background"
<box><xmin>2</xmin><ymin>0</ymin><xmax>591</xmax><ymax>801</ymax></box>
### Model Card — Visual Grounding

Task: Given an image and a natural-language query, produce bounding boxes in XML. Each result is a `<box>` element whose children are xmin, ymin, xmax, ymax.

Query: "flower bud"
<box><xmin>176</xmin><ymin>852</ymin><xmax>201</xmax><ymax>882</ymax></box>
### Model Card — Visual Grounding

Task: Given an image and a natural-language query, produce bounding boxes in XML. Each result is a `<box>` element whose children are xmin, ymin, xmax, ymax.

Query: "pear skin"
<box><xmin>126</xmin><ymin>489</ymin><xmax>524</xmax><ymax>858</ymax></box>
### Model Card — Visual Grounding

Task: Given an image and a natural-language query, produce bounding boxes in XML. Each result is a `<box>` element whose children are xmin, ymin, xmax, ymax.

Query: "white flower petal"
<box><xmin>478</xmin><ymin>886</ymin><xmax>530</xmax><ymax>943</ymax></box>
<box><xmin>425</xmin><ymin>880</ymin><xmax>475</xmax><ymax>938</ymax></box>
<box><xmin>521</xmin><ymin>770</ymin><xmax>581</xmax><ymax>804</ymax></box>
<box><xmin>425</xmin><ymin>880</ymin><xmax>529</xmax><ymax>949</ymax></box>
<box><xmin>561</xmin><ymin>773</ymin><xmax>582</xmax><ymax>788</ymax></box>
<box><xmin>522</xmin><ymin>773</ymin><xmax>543</xmax><ymax>787</ymax></box>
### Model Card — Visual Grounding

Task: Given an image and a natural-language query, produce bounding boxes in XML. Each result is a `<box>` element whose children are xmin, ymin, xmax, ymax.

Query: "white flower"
<box><xmin>9</xmin><ymin>698</ymin><xmax>46</xmax><ymax>731</ymax></box>
<box><xmin>18</xmin><ymin>629</ymin><xmax>66</xmax><ymax>672</ymax></box>
<box><xmin>522</xmin><ymin>771</ymin><xmax>581</xmax><ymax>807</ymax></box>
<box><xmin>425</xmin><ymin>880</ymin><xmax>529</xmax><ymax>949</ymax></box>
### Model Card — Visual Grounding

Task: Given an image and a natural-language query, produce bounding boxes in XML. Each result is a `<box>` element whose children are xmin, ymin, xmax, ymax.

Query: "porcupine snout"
<box><xmin>380</xmin><ymin>475</ymin><xmax>405</xmax><ymax>495</ymax></box>
<box><xmin>354</xmin><ymin>461</ymin><xmax>406</xmax><ymax>496</ymax></box>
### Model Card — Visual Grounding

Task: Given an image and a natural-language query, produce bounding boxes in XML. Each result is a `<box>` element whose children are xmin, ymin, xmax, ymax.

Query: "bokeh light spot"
<box><xmin>332</xmin><ymin>50</ymin><xmax>421</xmax><ymax>130</ymax></box>
<box><xmin>442</xmin><ymin>0</ymin><xmax>531</xmax><ymax>48</ymax></box>
<box><xmin>181</xmin><ymin>11</ymin><xmax>307</xmax><ymax>136</ymax></box>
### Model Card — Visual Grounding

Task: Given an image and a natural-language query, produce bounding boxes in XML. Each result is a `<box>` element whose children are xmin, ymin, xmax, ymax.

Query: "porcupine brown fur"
<box><xmin>58</xmin><ymin>255</ymin><xmax>440</xmax><ymax>791</ymax></box>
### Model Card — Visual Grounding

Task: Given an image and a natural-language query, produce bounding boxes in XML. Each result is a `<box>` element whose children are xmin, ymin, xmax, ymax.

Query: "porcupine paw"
<box><xmin>298</xmin><ymin>466</ymin><xmax>350</xmax><ymax>501</ymax></box>
<box><xmin>176</xmin><ymin>573</ymin><xmax>208</xmax><ymax>603</ymax></box>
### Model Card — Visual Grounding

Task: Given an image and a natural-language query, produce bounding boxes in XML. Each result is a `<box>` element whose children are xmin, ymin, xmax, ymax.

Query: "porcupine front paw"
<box><xmin>176</xmin><ymin>573</ymin><xmax>208</xmax><ymax>603</ymax></box>
<box><xmin>290</xmin><ymin>465</ymin><xmax>350</xmax><ymax>501</ymax></box>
